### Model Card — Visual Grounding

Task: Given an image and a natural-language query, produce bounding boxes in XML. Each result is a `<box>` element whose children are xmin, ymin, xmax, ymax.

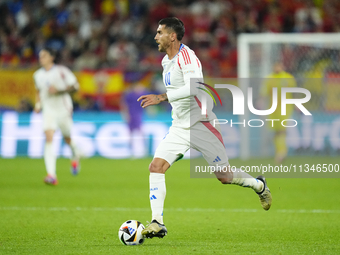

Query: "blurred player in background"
<box><xmin>121</xmin><ymin>82</ymin><xmax>147</xmax><ymax>158</ymax></box>
<box><xmin>260</xmin><ymin>62</ymin><xmax>297</xmax><ymax>164</ymax></box>
<box><xmin>33</xmin><ymin>48</ymin><xmax>81</xmax><ymax>185</ymax></box>
<box><xmin>138</xmin><ymin>17</ymin><xmax>272</xmax><ymax>239</ymax></box>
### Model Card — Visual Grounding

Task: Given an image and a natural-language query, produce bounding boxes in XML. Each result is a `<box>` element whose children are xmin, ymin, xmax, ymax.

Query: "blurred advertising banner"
<box><xmin>0</xmin><ymin>112</ymin><xmax>171</xmax><ymax>158</ymax></box>
<box><xmin>1</xmin><ymin>112</ymin><xmax>340</xmax><ymax>159</ymax></box>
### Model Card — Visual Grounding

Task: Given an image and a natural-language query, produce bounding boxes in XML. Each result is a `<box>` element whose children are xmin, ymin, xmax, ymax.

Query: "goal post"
<box><xmin>237</xmin><ymin>33</ymin><xmax>340</xmax><ymax>160</ymax></box>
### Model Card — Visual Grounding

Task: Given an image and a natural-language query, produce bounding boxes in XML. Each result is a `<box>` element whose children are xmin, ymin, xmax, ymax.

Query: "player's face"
<box><xmin>155</xmin><ymin>25</ymin><xmax>172</xmax><ymax>52</ymax></box>
<box><xmin>273</xmin><ymin>63</ymin><xmax>283</xmax><ymax>73</ymax></box>
<box><xmin>39</xmin><ymin>50</ymin><xmax>54</xmax><ymax>67</ymax></box>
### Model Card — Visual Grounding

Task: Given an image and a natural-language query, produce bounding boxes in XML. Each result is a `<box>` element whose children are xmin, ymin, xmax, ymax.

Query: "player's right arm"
<box><xmin>138</xmin><ymin>49</ymin><xmax>202</xmax><ymax>108</ymax></box>
<box><xmin>137</xmin><ymin>93</ymin><xmax>167</xmax><ymax>108</ymax></box>
<box><xmin>34</xmin><ymin>90</ymin><xmax>41</xmax><ymax>113</ymax></box>
<box><xmin>33</xmin><ymin>72</ymin><xmax>42</xmax><ymax>113</ymax></box>
<box><xmin>166</xmin><ymin>49</ymin><xmax>202</xmax><ymax>103</ymax></box>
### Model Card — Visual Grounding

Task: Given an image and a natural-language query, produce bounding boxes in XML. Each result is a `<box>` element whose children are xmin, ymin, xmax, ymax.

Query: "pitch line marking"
<box><xmin>0</xmin><ymin>207</ymin><xmax>340</xmax><ymax>214</ymax></box>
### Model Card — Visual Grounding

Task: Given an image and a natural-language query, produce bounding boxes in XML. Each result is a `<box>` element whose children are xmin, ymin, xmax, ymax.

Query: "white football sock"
<box><xmin>44</xmin><ymin>142</ymin><xmax>56</xmax><ymax>178</ymax></box>
<box><xmin>69</xmin><ymin>140</ymin><xmax>79</xmax><ymax>160</ymax></box>
<box><xmin>231</xmin><ymin>168</ymin><xmax>264</xmax><ymax>193</ymax></box>
<box><xmin>149</xmin><ymin>173</ymin><xmax>166</xmax><ymax>224</ymax></box>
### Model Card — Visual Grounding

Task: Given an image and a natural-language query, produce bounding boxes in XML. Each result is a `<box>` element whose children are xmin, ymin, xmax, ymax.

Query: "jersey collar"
<box><xmin>178</xmin><ymin>43</ymin><xmax>184</xmax><ymax>53</ymax></box>
<box><xmin>175</xmin><ymin>43</ymin><xmax>184</xmax><ymax>58</ymax></box>
<box><xmin>167</xmin><ymin>43</ymin><xmax>184</xmax><ymax>60</ymax></box>
<box><xmin>44</xmin><ymin>64</ymin><xmax>56</xmax><ymax>72</ymax></box>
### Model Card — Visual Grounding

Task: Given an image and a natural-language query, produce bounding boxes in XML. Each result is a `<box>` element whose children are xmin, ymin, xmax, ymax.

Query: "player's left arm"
<box><xmin>49</xmin><ymin>85</ymin><xmax>78</xmax><ymax>95</ymax></box>
<box><xmin>49</xmin><ymin>66</ymin><xmax>79</xmax><ymax>95</ymax></box>
<box><xmin>33</xmin><ymin>73</ymin><xmax>42</xmax><ymax>113</ymax></box>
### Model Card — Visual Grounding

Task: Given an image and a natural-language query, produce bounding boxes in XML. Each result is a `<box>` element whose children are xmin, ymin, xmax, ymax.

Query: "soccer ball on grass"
<box><xmin>118</xmin><ymin>220</ymin><xmax>145</xmax><ymax>245</ymax></box>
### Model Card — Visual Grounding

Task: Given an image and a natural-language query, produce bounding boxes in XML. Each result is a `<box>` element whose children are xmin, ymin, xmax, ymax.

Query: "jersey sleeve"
<box><xmin>167</xmin><ymin>50</ymin><xmax>203</xmax><ymax>103</ymax></box>
<box><xmin>60</xmin><ymin>66</ymin><xmax>79</xmax><ymax>89</ymax></box>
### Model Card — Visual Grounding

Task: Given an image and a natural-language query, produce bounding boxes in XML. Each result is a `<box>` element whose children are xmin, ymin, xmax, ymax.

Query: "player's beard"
<box><xmin>158</xmin><ymin>41</ymin><xmax>170</xmax><ymax>52</ymax></box>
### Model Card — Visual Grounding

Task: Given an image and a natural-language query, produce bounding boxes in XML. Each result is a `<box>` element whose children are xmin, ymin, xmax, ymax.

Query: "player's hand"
<box><xmin>34</xmin><ymin>102</ymin><xmax>41</xmax><ymax>113</ymax></box>
<box><xmin>137</xmin><ymin>94</ymin><xmax>167</xmax><ymax>108</ymax></box>
<box><xmin>48</xmin><ymin>85</ymin><xmax>58</xmax><ymax>95</ymax></box>
<box><xmin>34</xmin><ymin>107</ymin><xmax>41</xmax><ymax>113</ymax></box>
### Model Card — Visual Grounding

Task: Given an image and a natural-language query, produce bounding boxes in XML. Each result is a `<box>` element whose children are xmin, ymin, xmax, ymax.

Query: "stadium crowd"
<box><xmin>1</xmin><ymin>0</ymin><xmax>340</xmax><ymax>78</ymax></box>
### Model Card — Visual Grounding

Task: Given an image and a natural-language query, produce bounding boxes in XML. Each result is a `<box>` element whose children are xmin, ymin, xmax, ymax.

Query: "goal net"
<box><xmin>237</xmin><ymin>33</ymin><xmax>340</xmax><ymax>160</ymax></box>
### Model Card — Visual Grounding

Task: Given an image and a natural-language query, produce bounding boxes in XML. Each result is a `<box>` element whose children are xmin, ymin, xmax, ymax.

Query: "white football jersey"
<box><xmin>162</xmin><ymin>44</ymin><xmax>215</xmax><ymax>128</ymax></box>
<box><xmin>33</xmin><ymin>65</ymin><xmax>78</xmax><ymax>115</ymax></box>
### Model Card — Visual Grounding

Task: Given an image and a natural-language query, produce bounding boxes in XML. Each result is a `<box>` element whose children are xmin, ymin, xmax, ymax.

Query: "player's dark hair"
<box><xmin>42</xmin><ymin>47</ymin><xmax>57</xmax><ymax>60</ymax></box>
<box><xmin>159</xmin><ymin>17</ymin><xmax>185</xmax><ymax>41</ymax></box>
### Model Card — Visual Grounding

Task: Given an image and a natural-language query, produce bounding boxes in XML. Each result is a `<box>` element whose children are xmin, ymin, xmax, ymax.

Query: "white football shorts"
<box><xmin>154</xmin><ymin>120</ymin><xmax>229</xmax><ymax>166</ymax></box>
<box><xmin>42</xmin><ymin>111</ymin><xmax>73</xmax><ymax>137</ymax></box>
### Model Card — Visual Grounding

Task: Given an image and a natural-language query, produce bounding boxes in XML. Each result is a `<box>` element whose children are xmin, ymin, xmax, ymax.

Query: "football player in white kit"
<box><xmin>33</xmin><ymin>48</ymin><xmax>80</xmax><ymax>185</ymax></box>
<box><xmin>138</xmin><ymin>18</ymin><xmax>272</xmax><ymax>239</ymax></box>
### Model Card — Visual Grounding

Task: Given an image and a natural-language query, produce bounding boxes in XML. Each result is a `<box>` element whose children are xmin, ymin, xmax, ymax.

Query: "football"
<box><xmin>118</xmin><ymin>220</ymin><xmax>145</xmax><ymax>245</ymax></box>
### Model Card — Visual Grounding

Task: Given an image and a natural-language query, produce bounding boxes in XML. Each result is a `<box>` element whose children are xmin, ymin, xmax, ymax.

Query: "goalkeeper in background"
<box><xmin>260</xmin><ymin>62</ymin><xmax>296</xmax><ymax>164</ymax></box>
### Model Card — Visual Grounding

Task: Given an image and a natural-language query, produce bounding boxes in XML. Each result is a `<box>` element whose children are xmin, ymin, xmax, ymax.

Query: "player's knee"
<box><xmin>149</xmin><ymin>161</ymin><xmax>165</xmax><ymax>173</ymax></box>
<box><xmin>45</xmin><ymin>130</ymin><xmax>54</xmax><ymax>143</ymax></box>
<box><xmin>45</xmin><ymin>136</ymin><xmax>53</xmax><ymax>143</ymax></box>
<box><xmin>64</xmin><ymin>137</ymin><xmax>71</xmax><ymax>145</ymax></box>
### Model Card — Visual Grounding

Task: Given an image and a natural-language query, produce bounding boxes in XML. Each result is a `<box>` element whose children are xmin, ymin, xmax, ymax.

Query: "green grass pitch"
<box><xmin>0</xmin><ymin>157</ymin><xmax>339</xmax><ymax>254</ymax></box>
